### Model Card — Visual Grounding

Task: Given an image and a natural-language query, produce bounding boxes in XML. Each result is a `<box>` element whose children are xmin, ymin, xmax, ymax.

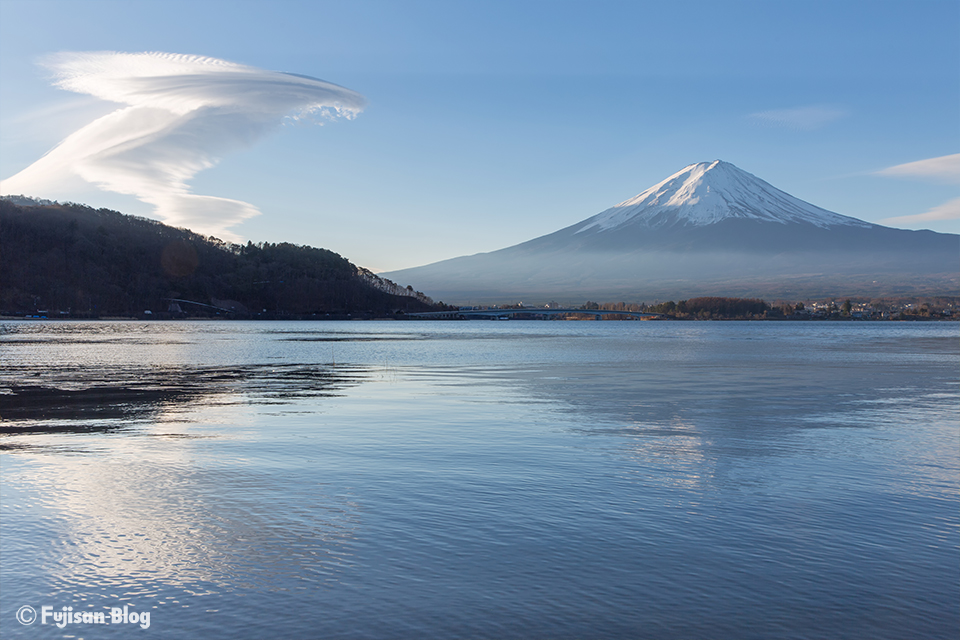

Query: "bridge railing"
<box><xmin>407</xmin><ymin>308</ymin><xmax>661</xmax><ymax>319</ymax></box>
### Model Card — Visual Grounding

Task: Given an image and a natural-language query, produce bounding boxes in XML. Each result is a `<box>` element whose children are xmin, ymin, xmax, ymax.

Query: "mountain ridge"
<box><xmin>382</xmin><ymin>160</ymin><xmax>959</xmax><ymax>304</ymax></box>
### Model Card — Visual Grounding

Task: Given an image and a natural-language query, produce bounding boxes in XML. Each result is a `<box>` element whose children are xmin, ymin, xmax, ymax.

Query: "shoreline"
<box><xmin>3</xmin><ymin>314</ymin><xmax>956</xmax><ymax>322</ymax></box>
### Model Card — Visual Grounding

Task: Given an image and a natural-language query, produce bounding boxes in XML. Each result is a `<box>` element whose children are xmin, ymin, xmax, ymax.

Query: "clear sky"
<box><xmin>1</xmin><ymin>0</ymin><xmax>957</xmax><ymax>272</ymax></box>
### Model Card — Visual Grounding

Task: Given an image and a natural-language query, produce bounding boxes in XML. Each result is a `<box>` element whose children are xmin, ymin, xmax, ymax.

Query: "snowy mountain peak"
<box><xmin>576</xmin><ymin>160</ymin><xmax>873</xmax><ymax>233</ymax></box>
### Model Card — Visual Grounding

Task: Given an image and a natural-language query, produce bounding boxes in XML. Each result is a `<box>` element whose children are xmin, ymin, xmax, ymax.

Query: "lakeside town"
<box><xmin>450</xmin><ymin>297</ymin><xmax>959</xmax><ymax>321</ymax></box>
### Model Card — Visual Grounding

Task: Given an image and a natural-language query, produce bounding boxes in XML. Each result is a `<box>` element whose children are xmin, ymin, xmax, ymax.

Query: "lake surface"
<box><xmin>1</xmin><ymin>320</ymin><xmax>957</xmax><ymax>639</ymax></box>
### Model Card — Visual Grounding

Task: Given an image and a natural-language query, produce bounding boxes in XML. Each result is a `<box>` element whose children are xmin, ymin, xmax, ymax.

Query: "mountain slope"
<box><xmin>383</xmin><ymin>161</ymin><xmax>959</xmax><ymax>303</ymax></box>
<box><xmin>0</xmin><ymin>198</ymin><xmax>440</xmax><ymax>317</ymax></box>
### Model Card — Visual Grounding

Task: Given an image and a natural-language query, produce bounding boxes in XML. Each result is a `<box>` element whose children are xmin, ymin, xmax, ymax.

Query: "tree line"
<box><xmin>575</xmin><ymin>297</ymin><xmax>771</xmax><ymax>319</ymax></box>
<box><xmin>577</xmin><ymin>296</ymin><xmax>957</xmax><ymax>320</ymax></box>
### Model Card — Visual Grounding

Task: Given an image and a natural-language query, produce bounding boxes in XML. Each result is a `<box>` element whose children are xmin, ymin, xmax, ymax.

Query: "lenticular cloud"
<box><xmin>1</xmin><ymin>52</ymin><xmax>366</xmax><ymax>240</ymax></box>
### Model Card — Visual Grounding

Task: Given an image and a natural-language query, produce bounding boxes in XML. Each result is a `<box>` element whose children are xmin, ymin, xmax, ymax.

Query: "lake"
<box><xmin>1</xmin><ymin>320</ymin><xmax>957</xmax><ymax>639</ymax></box>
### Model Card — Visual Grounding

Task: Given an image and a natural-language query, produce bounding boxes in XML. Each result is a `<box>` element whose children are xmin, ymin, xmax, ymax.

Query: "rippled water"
<box><xmin>1</xmin><ymin>320</ymin><xmax>957</xmax><ymax>639</ymax></box>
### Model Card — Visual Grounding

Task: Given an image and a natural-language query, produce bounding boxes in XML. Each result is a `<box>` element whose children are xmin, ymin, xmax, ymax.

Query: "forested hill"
<box><xmin>0</xmin><ymin>198</ymin><xmax>442</xmax><ymax>318</ymax></box>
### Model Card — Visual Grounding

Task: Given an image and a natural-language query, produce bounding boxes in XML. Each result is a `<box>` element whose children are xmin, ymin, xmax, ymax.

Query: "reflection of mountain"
<box><xmin>0</xmin><ymin>364</ymin><xmax>365</xmax><ymax>435</ymax></box>
<box><xmin>383</xmin><ymin>161</ymin><xmax>959</xmax><ymax>303</ymax></box>
<box><xmin>499</xmin><ymin>325</ymin><xmax>957</xmax><ymax>492</ymax></box>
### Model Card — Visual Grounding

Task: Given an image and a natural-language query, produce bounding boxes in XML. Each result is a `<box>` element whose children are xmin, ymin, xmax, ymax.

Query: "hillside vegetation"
<box><xmin>0</xmin><ymin>198</ymin><xmax>440</xmax><ymax>318</ymax></box>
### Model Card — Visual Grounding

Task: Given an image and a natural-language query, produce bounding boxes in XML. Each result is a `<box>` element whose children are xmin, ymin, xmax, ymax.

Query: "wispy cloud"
<box><xmin>881</xmin><ymin>197</ymin><xmax>960</xmax><ymax>226</ymax></box>
<box><xmin>876</xmin><ymin>153</ymin><xmax>960</xmax><ymax>184</ymax></box>
<box><xmin>0</xmin><ymin>52</ymin><xmax>365</xmax><ymax>240</ymax></box>
<box><xmin>875</xmin><ymin>154</ymin><xmax>960</xmax><ymax>228</ymax></box>
<box><xmin>748</xmin><ymin>105</ymin><xmax>847</xmax><ymax>131</ymax></box>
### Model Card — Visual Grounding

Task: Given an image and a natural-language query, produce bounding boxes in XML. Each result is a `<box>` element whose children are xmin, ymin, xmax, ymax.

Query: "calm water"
<box><xmin>1</xmin><ymin>320</ymin><xmax>957</xmax><ymax>639</ymax></box>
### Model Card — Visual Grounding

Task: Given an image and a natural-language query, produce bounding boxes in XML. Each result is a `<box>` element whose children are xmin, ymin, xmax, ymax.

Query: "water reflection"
<box><xmin>0</xmin><ymin>363</ymin><xmax>365</xmax><ymax>436</ymax></box>
<box><xmin>1</xmin><ymin>321</ymin><xmax>956</xmax><ymax>639</ymax></box>
<box><xmin>1</xmin><ymin>350</ymin><xmax>369</xmax><ymax>620</ymax></box>
<box><xmin>443</xmin><ymin>341</ymin><xmax>959</xmax><ymax>499</ymax></box>
<box><xmin>4</xmin><ymin>453</ymin><xmax>361</xmax><ymax>601</ymax></box>
<box><xmin>1</xmin><ymin>362</ymin><xmax>367</xmax><ymax>625</ymax></box>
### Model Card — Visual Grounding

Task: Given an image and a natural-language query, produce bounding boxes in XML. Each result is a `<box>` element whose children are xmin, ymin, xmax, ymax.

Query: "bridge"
<box><xmin>406</xmin><ymin>308</ymin><xmax>662</xmax><ymax>320</ymax></box>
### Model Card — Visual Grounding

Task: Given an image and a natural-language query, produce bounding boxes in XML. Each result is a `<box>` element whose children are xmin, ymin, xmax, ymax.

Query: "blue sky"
<box><xmin>1</xmin><ymin>0</ymin><xmax>957</xmax><ymax>272</ymax></box>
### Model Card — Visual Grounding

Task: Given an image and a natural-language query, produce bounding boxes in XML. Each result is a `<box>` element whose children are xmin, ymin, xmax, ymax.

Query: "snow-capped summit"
<box><xmin>382</xmin><ymin>160</ymin><xmax>957</xmax><ymax>304</ymax></box>
<box><xmin>576</xmin><ymin>160</ymin><xmax>871</xmax><ymax>233</ymax></box>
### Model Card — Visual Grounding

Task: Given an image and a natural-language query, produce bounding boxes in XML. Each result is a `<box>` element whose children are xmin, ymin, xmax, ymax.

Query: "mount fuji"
<box><xmin>383</xmin><ymin>161</ymin><xmax>959</xmax><ymax>303</ymax></box>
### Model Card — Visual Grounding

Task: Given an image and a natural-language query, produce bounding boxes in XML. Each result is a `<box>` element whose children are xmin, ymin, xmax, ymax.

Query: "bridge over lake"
<box><xmin>407</xmin><ymin>308</ymin><xmax>662</xmax><ymax>320</ymax></box>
